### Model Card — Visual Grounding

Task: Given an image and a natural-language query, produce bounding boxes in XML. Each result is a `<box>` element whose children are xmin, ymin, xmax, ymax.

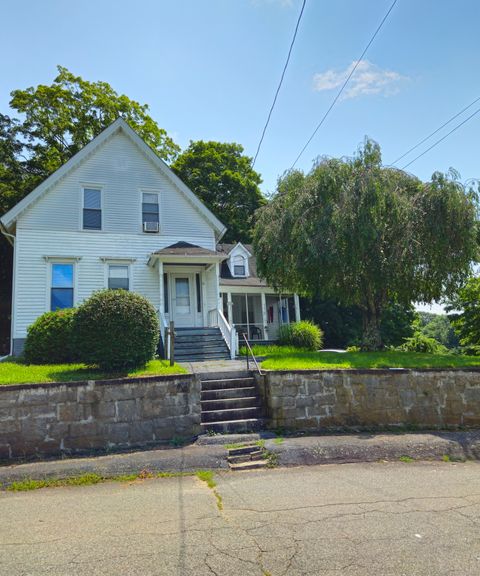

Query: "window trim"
<box><xmin>47</xmin><ymin>259</ymin><xmax>78</xmax><ymax>312</ymax></box>
<box><xmin>139</xmin><ymin>188</ymin><xmax>161</xmax><ymax>233</ymax></box>
<box><xmin>80</xmin><ymin>184</ymin><xmax>104</xmax><ymax>232</ymax></box>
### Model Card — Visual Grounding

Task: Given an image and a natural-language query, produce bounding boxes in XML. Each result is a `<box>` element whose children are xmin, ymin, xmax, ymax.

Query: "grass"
<box><xmin>258</xmin><ymin>350</ymin><xmax>480</xmax><ymax>371</ymax></box>
<box><xmin>195</xmin><ymin>470</ymin><xmax>223</xmax><ymax>510</ymax></box>
<box><xmin>399</xmin><ymin>455</ymin><xmax>414</xmax><ymax>463</ymax></box>
<box><xmin>4</xmin><ymin>470</ymin><xmax>209</xmax><ymax>492</ymax></box>
<box><xmin>239</xmin><ymin>344</ymin><xmax>310</xmax><ymax>357</ymax></box>
<box><xmin>0</xmin><ymin>358</ymin><xmax>187</xmax><ymax>386</ymax></box>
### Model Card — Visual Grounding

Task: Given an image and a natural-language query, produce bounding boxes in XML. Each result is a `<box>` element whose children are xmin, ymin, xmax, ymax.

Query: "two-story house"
<box><xmin>0</xmin><ymin>118</ymin><xmax>300</xmax><ymax>361</ymax></box>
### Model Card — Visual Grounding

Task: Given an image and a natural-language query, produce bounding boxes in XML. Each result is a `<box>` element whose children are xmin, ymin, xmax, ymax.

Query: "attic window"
<box><xmin>233</xmin><ymin>255</ymin><xmax>246</xmax><ymax>277</ymax></box>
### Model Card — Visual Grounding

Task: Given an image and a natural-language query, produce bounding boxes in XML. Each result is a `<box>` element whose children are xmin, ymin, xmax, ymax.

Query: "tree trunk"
<box><xmin>361</xmin><ymin>307</ymin><xmax>383</xmax><ymax>351</ymax></box>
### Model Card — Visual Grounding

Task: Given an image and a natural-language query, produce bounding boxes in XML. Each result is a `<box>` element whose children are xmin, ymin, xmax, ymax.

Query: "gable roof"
<box><xmin>217</xmin><ymin>243</ymin><xmax>267</xmax><ymax>287</ymax></box>
<box><xmin>0</xmin><ymin>118</ymin><xmax>227</xmax><ymax>238</ymax></box>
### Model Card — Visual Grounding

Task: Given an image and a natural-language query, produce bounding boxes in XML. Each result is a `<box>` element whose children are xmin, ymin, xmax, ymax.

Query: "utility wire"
<box><xmin>290</xmin><ymin>0</ymin><xmax>398</xmax><ymax>170</ymax></box>
<box><xmin>401</xmin><ymin>106</ymin><xmax>480</xmax><ymax>170</ymax></box>
<box><xmin>391</xmin><ymin>95</ymin><xmax>480</xmax><ymax>166</ymax></box>
<box><xmin>252</xmin><ymin>0</ymin><xmax>307</xmax><ymax>168</ymax></box>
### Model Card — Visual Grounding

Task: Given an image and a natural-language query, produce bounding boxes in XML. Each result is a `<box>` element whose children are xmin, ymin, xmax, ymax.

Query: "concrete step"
<box><xmin>201</xmin><ymin>386</ymin><xmax>257</xmax><ymax>401</ymax></box>
<box><xmin>175</xmin><ymin>334</ymin><xmax>225</xmax><ymax>342</ymax></box>
<box><xmin>200</xmin><ymin>418</ymin><xmax>264</xmax><ymax>434</ymax></box>
<box><xmin>176</xmin><ymin>346</ymin><xmax>229</xmax><ymax>355</ymax></box>
<box><xmin>201</xmin><ymin>377</ymin><xmax>256</xmax><ymax>391</ymax></box>
<box><xmin>227</xmin><ymin>450</ymin><xmax>264</xmax><ymax>464</ymax></box>
<box><xmin>201</xmin><ymin>406</ymin><xmax>261</xmax><ymax>423</ymax></box>
<box><xmin>175</xmin><ymin>350</ymin><xmax>230</xmax><ymax>358</ymax></box>
<box><xmin>201</xmin><ymin>397</ymin><xmax>259</xmax><ymax>411</ymax></box>
<box><xmin>229</xmin><ymin>460</ymin><xmax>268</xmax><ymax>471</ymax></box>
<box><xmin>175</xmin><ymin>340</ymin><xmax>226</xmax><ymax>348</ymax></box>
<box><xmin>176</xmin><ymin>354</ymin><xmax>231</xmax><ymax>362</ymax></box>
<box><xmin>227</xmin><ymin>444</ymin><xmax>262</xmax><ymax>456</ymax></box>
<box><xmin>175</xmin><ymin>328</ymin><xmax>221</xmax><ymax>336</ymax></box>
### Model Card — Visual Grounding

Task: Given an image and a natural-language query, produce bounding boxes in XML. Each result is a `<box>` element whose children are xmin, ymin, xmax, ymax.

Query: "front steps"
<box><xmin>174</xmin><ymin>327</ymin><xmax>230</xmax><ymax>362</ymax></box>
<box><xmin>200</xmin><ymin>373</ymin><xmax>264</xmax><ymax>434</ymax></box>
<box><xmin>227</xmin><ymin>443</ymin><xmax>268</xmax><ymax>471</ymax></box>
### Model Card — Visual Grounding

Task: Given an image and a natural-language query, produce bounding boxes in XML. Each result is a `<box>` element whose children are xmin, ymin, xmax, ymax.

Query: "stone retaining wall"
<box><xmin>260</xmin><ymin>369</ymin><xmax>480</xmax><ymax>431</ymax></box>
<box><xmin>0</xmin><ymin>374</ymin><xmax>201</xmax><ymax>461</ymax></box>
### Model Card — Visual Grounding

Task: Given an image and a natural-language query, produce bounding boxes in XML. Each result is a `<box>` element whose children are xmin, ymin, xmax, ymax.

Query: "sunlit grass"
<box><xmin>0</xmin><ymin>358</ymin><xmax>187</xmax><ymax>386</ymax></box>
<box><xmin>260</xmin><ymin>351</ymin><xmax>480</xmax><ymax>370</ymax></box>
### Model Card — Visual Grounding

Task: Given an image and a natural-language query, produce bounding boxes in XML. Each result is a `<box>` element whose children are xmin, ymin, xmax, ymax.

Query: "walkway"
<box><xmin>179</xmin><ymin>357</ymin><xmax>252</xmax><ymax>374</ymax></box>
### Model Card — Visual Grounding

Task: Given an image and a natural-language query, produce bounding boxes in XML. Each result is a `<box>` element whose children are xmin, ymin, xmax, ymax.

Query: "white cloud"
<box><xmin>312</xmin><ymin>60</ymin><xmax>407</xmax><ymax>100</ymax></box>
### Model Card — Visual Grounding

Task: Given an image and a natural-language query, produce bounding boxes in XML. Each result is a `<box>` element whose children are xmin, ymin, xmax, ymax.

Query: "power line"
<box><xmin>290</xmin><ymin>0</ymin><xmax>398</xmax><ymax>170</ymax></box>
<box><xmin>401</xmin><ymin>106</ymin><xmax>480</xmax><ymax>170</ymax></box>
<box><xmin>391</xmin><ymin>95</ymin><xmax>480</xmax><ymax>166</ymax></box>
<box><xmin>252</xmin><ymin>0</ymin><xmax>307</xmax><ymax>168</ymax></box>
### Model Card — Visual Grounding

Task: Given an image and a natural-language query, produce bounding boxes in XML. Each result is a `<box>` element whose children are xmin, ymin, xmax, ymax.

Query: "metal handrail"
<box><xmin>242</xmin><ymin>333</ymin><xmax>263</xmax><ymax>375</ymax></box>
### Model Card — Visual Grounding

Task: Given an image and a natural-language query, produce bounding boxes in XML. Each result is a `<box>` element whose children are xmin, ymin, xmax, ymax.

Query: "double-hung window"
<box><xmin>83</xmin><ymin>188</ymin><xmax>102</xmax><ymax>230</ymax></box>
<box><xmin>108</xmin><ymin>265</ymin><xmax>129</xmax><ymax>290</ymax></box>
<box><xmin>142</xmin><ymin>192</ymin><xmax>159</xmax><ymax>230</ymax></box>
<box><xmin>233</xmin><ymin>255</ymin><xmax>246</xmax><ymax>277</ymax></box>
<box><xmin>51</xmin><ymin>263</ymin><xmax>74</xmax><ymax>310</ymax></box>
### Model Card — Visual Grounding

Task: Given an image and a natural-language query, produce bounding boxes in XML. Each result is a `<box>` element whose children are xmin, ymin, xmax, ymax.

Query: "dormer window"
<box><xmin>233</xmin><ymin>255</ymin><xmax>246</xmax><ymax>277</ymax></box>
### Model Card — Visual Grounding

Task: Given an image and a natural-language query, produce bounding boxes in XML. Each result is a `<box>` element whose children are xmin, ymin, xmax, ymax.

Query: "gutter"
<box><xmin>0</xmin><ymin>221</ymin><xmax>15</xmax><ymax>357</ymax></box>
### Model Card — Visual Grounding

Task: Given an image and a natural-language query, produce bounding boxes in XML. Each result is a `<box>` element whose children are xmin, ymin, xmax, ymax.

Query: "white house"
<box><xmin>0</xmin><ymin>118</ymin><xmax>300</xmax><ymax>360</ymax></box>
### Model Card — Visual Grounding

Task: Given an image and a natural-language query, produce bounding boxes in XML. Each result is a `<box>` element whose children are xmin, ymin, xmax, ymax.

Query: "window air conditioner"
<box><xmin>143</xmin><ymin>221</ymin><xmax>159</xmax><ymax>233</ymax></box>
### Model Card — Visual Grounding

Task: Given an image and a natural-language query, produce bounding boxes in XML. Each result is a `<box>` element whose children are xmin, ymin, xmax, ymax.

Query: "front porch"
<box><xmin>148</xmin><ymin>242</ymin><xmax>237</xmax><ymax>360</ymax></box>
<box><xmin>220</xmin><ymin>288</ymin><xmax>301</xmax><ymax>342</ymax></box>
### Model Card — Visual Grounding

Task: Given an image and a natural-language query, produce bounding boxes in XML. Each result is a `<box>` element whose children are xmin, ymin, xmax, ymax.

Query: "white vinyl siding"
<box><xmin>18</xmin><ymin>132</ymin><xmax>215</xmax><ymax>241</ymax></box>
<box><xmin>12</xmin><ymin>228</ymin><xmax>218</xmax><ymax>338</ymax></box>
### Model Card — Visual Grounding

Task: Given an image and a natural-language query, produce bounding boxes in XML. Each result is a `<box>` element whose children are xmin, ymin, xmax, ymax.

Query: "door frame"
<box><xmin>170</xmin><ymin>272</ymin><xmax>196</xmax><ymax>327</ymax></box>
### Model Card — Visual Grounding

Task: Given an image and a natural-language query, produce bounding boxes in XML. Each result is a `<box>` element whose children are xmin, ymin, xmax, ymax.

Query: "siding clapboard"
<box><xmin>13</xmin><ymin>131</ymin><xmax>219</xmax><ymax>338</ymax></box>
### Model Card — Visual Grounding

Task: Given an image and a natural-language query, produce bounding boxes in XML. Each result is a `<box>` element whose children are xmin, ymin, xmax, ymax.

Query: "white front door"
<box><xmin>171</xmin><ymin>274</ymin><xmax>195</xmax><ymax>327</ymax></box>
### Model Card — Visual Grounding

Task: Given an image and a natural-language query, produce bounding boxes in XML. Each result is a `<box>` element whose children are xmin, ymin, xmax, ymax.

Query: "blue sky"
<box><xmin>2</xmin><ymin>0</ymin><xmax>479</xmax><ymax>198</ymax></box>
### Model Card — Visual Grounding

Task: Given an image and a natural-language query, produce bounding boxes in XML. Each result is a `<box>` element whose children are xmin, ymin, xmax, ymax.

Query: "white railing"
<box><xmin>208</xmin><ymin>307</ymin><xmax>236</xmax><ymax>359</ymax></box>
<box><xmin>158</xmin><ymin>310</ymin><xmax>170</xmax><ymax>360</ymax></box>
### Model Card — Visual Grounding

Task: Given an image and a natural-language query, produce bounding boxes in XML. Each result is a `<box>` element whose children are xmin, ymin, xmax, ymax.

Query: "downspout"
<box><xmin>0</xmin><ymin>222</ymin><xmax>16</xmax><ymax>357</ymax></box>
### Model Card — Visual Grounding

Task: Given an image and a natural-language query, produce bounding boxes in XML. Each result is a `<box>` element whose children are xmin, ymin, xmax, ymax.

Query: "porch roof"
<box><xmin>147</xmin><ymin>242</ymin><xmax>226</xmax><ymax>266</ymax></box>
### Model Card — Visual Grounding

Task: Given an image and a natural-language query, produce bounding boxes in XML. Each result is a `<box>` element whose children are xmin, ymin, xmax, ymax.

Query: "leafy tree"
<box><xmin>0</xmin><ymin>67</ymin><xmax>179</xmax><ymax>353</ymax></box>
<box><xmin>447</xmin><ymin>277</ymin><xmax>480</xmax><ymax>351</ymax></box>
<box><xmin>172</xmin><ymin>141</ymin><xmax>265</xmax><ymax>242</ymax></box>
<box><xmin>254</xmin><ymin>139</ymin><xmax>479</xmax><ymax>350</ymax></box>
<box><xmin>417</xmin><ymin>312</ymin><xmax>459</xmax><ymax>349</ymax></box>
<box><xmin>301</xmin><ymin>298</ymin><xmax>416</xmax><ymax>348</ymax></box>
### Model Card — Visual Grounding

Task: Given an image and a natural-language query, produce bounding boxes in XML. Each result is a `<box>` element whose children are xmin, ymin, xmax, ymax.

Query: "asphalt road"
<box><xmin>1</xmin><ymin>462</ymin><xmax>480</xmax><ymax>575</ymax></box>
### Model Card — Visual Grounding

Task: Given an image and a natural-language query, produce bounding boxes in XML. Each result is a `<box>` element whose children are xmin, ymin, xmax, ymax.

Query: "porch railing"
<box><xmin>208</xmin><ymin>308</ymin><xmax>237</xmax><ymax>359</ymax></box>
<box><xmin>159</xmin><ymin>310</ymin><xmax>174</xmax><ymax>364</ymax></box>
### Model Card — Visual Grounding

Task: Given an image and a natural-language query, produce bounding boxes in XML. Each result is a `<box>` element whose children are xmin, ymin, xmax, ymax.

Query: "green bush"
<box><xmin>278</xmin><ymin>320</ymin><xmax>323</xmax><ymax>351</ymax></box>
<box><xmin>397</xmin><ymin>332</ymin><xmax>449</xmax><ymax>355</ymax></box>
<box><xmin>24</xmin><ymin>309</ymin><xmax>77</xmax><ymax>364</ymax></box>
<box><xmin>74</xmin><ymin>290</ymin><xmax>159</xmax><ymax>371</ymax></box>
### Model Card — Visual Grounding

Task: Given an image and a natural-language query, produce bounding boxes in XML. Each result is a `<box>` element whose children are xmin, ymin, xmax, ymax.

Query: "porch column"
<box><xmin>201</xmin><ymin>270</ymin><xmax>208</xmax><ymax>326</ymax></box>
<box><xmin>158</xmin><ymin>260</ymin><xmax>164</xmax><ymax>315</ymax></box>
<box><xmin>261</xmin><ymin>292</ymin><xmax>268</xmax><ymax>340</ymax></box>
<box><xmin>227</xmin><ymin>292</ymin><xmax>233</xmax><ymax>325</ymax></box>
<box><xmin>215</xmin><ymin>263</ymin><xmax>221</xmax><ymax>310</ymax></box>
<box><xmin>294</xmin><ymin>294</ymin><xmax>301</xmax><ymax>322</ymax></box>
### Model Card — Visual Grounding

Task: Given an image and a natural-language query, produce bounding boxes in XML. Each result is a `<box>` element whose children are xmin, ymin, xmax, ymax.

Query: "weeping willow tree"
<box><xmin>253</xmin><ymin>140</ymin><xmax>479</xmax><ymax>350</ymax></box>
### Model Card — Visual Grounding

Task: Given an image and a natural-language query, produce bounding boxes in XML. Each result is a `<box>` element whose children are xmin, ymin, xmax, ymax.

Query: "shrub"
<box><xmin>74</xmin><ymin>290</ymin><xmax>159</xmax><ymax>371</ymax></box>
<box><xmin>24</xmin><ymin>309</ymin><xmax>77</xmax><ymax>364</ymax></box>
<box><xmin>397</xmin><ymin>332</ymin><xmax>449</xmax><ymax>355</ymax></box>
<box><xmin>278</xmin><ymin>320</ymin><xmax>323</xmax><ymax>351</ymax></box>
<box><xmin>346</xmin><ymin>345</ymin><xmax>361</xmax><ymax>353</ymax></box>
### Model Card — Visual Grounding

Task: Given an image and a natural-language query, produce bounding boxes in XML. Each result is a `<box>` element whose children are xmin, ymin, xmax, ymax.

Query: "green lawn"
<box><xmin>0</xmin><ymin>359</ymin><xmax>187</xmax><ymax>386</ymax></box>
<box><xmin>255</xmin><ymin>348</ymin><xmax>480</xmax><ymax>370</ymax></box>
